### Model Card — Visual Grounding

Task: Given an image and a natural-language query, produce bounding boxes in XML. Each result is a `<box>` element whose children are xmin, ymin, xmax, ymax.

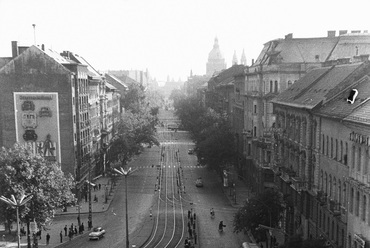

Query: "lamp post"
<box><xmin>0</xmin><ymin>194</ymin><xmax>33</xmax><ymax>248</ymax></box>
<box><xmin>114</xmin><ymin>166</ymin><xmax>133</xmax><ymax>248</ymax></box>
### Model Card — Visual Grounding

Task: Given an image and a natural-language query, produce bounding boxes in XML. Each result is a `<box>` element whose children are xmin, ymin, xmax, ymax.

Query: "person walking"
<box><xmin>60</xmin><ymin>231</ymin><xmax>63</xmax><ymax>243</ymax></box>
<box><xmin>81</xmin><ymin>222</ymin><xmax>84</xmax><ymax>233</ymax></box>
<box><xmin>46</xmin><ymin>233</ymin><xmax>50</xmax><ymax>245</ymax></box>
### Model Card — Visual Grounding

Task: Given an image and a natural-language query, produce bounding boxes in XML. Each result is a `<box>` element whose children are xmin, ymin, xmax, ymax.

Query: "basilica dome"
<box><xmin>208</xmin><ymin>37</ymin><xmax>224</xmax><ymax>61</ymax></box>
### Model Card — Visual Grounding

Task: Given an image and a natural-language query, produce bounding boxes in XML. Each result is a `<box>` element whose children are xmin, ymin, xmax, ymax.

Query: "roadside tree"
<box><xmin>233</xmin><ymin>189</ymin><xmax>285</xmax><ymax>243</ymax></box>
<box><xmin>0</xmin><ymin>144</ymin><xmax>75</xmax><ymax>233</ymax></box>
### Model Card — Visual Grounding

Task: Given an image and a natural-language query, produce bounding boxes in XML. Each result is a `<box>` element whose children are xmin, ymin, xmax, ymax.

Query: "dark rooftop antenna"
<box><xmin>32</xmin><ymin>24</ymin><xmax>36</xmax><ymax>45</ymax></box>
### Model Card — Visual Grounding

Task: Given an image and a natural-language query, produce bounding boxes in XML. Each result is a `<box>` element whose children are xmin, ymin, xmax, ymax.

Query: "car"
<box><xmin>188</xmin><ymin>149</ymin><xmax>194</xmax><ymax>155</ymax></box>
<box><xmin>89</xmin><ymin>227</ymin><xmax>105</xmax><ymax>240</ymax></box>
<box><xmin>196</xmin><ymin>177</ymin><xmax>203</xmax><ymax>187</ymax></box>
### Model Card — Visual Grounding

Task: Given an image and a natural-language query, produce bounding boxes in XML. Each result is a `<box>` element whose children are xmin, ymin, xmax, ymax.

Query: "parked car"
<box><xmin>196</xmin><ymin>177</ymin><xmax>203</xmax><ymax>187</ymax></box>
<box><xmin>89</xmin><ymin>227</ymin><xmax>105</xmax><ymax>240</ymax></box>
<box><xmin>188</xmin><ymin>149</ymin><xmax>194</xmax><ymax>154</ymax></box>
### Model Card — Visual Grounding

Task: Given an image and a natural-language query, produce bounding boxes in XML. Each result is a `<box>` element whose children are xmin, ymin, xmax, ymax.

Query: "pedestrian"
<box><xmin>194</xmin><ymin>213</ymin><xmax>196</xmax><ymax>220</ymax></box>
<box><xmin>68</xmin><ymin>230</ymin><xmax>72</xmax><ymax>241</ymax></box>
<box><xmin>187</xmin><ymin>221</ymin><xmax>191</xmax><ymax>229</ymax></box>
<box><xmin>74</xmin><ymin>226</ymin><xmax>78</xmax><ymax>235</ymax></box>
<box><xmin>60</xmin><ymin>231</ymin><xmax>63</xmax><ymax>243</ymax></box>
<box><xmin>99</xmin><ymin>183</ymin><xmax>101</xmax><ymax>190</ymax></box>
<box><xmin>188</xmin><ymin>228</ymin><xmax>192</xmax><ymax>238</ymax></box>
<box><xmin>188</xmin><ymin>210</ymin><xmax>191</xmax><ymax>219</ymax></box>
<box><xmin>77</xmin><ymin>216</ymin><xmax>80</xmax><ymax>225</ymax></box>
<box><xmin>79</xmin><ymin>225</ymin><xmax>82</xmax><ymax>234</ymax></box>
<box><xmin>46</xmin><ymin>233</ymin><xmax>50</xmax><ymax>245</ymax></box>
<box><xmin>64</xmin><ymin>225</ymin><xmax>67</xmax><ymax>236</ymax></box>
<box><xmin>81</xmin><ymin>222</ymin><xmax>84</xmax><ymax>233</ymax></box>
<box><xmin>39</xmin><ymin>229</ymin><xmax>42</xmax><ymax>240</ymax></box>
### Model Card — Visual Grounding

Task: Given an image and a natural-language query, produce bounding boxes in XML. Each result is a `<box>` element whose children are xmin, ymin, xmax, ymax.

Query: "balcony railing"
<box><xmin>291</xmin><ymin>177</ymin><xmax>307</xmax><ymax>192</ymax></box>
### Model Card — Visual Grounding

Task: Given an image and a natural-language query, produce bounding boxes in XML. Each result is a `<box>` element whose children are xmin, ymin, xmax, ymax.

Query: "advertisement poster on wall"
<box><xmin>14</xmin><ymin>92</ymin><xmax>61</xmax><ymax>163</ymax></box>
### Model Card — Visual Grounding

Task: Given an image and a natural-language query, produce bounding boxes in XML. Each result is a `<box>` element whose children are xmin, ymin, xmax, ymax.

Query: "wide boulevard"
<box><xmin>57</xmin><ymin>109</ymin><xmax>247</xmax><ymax>248</ymax></box>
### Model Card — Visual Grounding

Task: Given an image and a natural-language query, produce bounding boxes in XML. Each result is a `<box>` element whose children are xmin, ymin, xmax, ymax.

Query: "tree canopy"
<box><xmin>0</xmin><ymin>144</ymin><xmax>75</xmax><ymax>231</ymax></box>
<box><xmin>233</xmin><ymin>189</ymin><xmax>285</xmax><ymax>242</ymax></box>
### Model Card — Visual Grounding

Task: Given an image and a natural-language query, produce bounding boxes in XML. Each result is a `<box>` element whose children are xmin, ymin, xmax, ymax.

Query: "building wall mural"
<box><xmin>14</xmin><ymin>92</ymin><xmax>61</xmax><ymax>163</ymax></box>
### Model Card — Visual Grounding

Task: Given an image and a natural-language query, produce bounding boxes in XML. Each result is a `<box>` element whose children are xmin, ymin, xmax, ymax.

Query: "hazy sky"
<box><xmin>1</xmin><ymin>0</ymin><xmax>370</xmax><ymax>82</ymax></box>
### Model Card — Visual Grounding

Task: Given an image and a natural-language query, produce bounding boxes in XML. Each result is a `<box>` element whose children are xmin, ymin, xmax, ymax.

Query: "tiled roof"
<box><xmin>254</xmin><ymin>37</ymin><xmax>338</xmax><ymax>65</ymax></box>
<box><xmin>344</xmin><ymin>100</ymin><xmax>370</xmax><ymax>125</ymax></box>
<box><xmin>317</xmin><ymin>75</ymin><xmax>370</xmax><ymax>121</ymax></box>
<box><xmin>105</xmin><ymin>73</ymin><xmax>128</xmax><ymax>89</ymax></box>
<box><xmin>272</xmin><ymin>62</ymin><xmax>364</xmax><ymax>109</ymax></box>
<box><xmin>105</xmin><ymin>82</ymin><xmax>117</xmax><ymax>90</ymax></box>
<box><xmin>253</xmin><ymin>34</ymin><xmax>370</xmax><ymax>66</ymax></box>
<box><xmin>329</xmin><ymin>35</ymin><xmax>370</xmax><ymax>60</ymax></box>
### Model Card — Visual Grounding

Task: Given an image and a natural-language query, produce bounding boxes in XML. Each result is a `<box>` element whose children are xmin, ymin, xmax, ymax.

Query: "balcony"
<box><xmin>317</xmin><ymin>190</ymin><xmax>328</xmax><ymax>206</ymax></box>
<box><xmin>290</xmin><ymin>177</ymin><xmax>307</xmax><ymax>192</ymax></box>
<box><xmin>329</xmin><ymin>199</ymin><xmax>341</xmax><ymax>216</ymax></box>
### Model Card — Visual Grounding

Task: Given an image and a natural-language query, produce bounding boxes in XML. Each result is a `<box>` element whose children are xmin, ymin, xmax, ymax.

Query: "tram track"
<box><xmin>141</xmin><ymin>118</ymin><xmax>185</xmax><ymax>248</ymax></box>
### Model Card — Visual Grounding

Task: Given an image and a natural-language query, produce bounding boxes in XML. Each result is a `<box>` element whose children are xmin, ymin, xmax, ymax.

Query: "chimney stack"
<box><xmin>251</xmin><ymin>59</ymin><xmax>255</xmax><ymax>65</ymax></box>
<box><xmin>339</xmin><ymin>30</ymin><xmax>348</xmax><ymax>35</ymax></box>
<box><xmin>41</xmin><ymin>44</ymin><xmax>45</xmax><ymax>51</ymax></box>
<box><xmin>285</xmin><ymin>33</ymin><xmax>293</xmax><ymax>40</ymax></box>
<box><xmin>327</xmin><ymin>30</ymin><xmax>336</xmax><ymax>37</ymax></box>
<box><xmin>11</xmin><ymin>41</ymin><xmax>19</xmax><ymax>58</ymax></box>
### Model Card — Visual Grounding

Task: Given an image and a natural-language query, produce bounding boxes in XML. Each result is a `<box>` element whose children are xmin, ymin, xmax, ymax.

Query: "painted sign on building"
<box><xmin>350</xmin><ymin>131</ymin><xmax>370</xmax><ymax>146</ymax></box>
<box><xmin>14</xmin><ymin>92</ymin><xmax>61</xmax><ymax>163</ymax></box>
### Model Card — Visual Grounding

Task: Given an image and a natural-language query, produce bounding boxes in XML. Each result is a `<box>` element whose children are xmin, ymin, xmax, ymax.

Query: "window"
<box><xmin>358</xmin><ymin>147</ymin><xmax>362</xmax><ymax>172</ymax></box>
<box><xmin>254</xmin><ymin>104</ymin><xmax>257</xmax><ymax>114</ymax></box>
<box><xmin>326</xmin><ymin>136</ymin><xmax>329</xmax><ymax>156</ymax></box>
<box><xmin>331</xmin><ymin>137</ymin><xmax>333</xmax><ymax>158</ymax></box>
<box><xmin>253</xmin><ymin>126</ymin><xmax>257</xmax><ymax>137</ymax></box>
<box><xmin>248</xmin><ymin>143</ymin><xmax>251</xmax><ymax>156</ymax></box>
<box><xmin>335</xmin><ymin>139</ymin><xmax>338</xmax><ymax>160</ymax></box>
<box><xmin>365</xmin><ymin>149</ymin><xmax>369</xmax><ymax>174</ymax></box>
<box><xmin>350</xmin><ymin>188</ymin><xmax>354</xmax><ymax>213</ymax></box>
<box><xmin>270</xmin><ymin>81</ymin><xmax>273</xmax><ymax>92</ymax></box>
<box><xmin>352</xmin><ymin>146</ymin><xmax>356</xmax><ymax>168</ymax></box>
<box><xmin>345</xmin><ymin>142</ymin><xmax>348</xmax><ymax>165</ymax></box>
<box><xmin>356</xmin><ymin>191</ymin><xmax>360</xmax><ymax>216</ymax></box>
<box><xmin>322</xmin><ymin>134</ymin><xmax>325</xmax><ymax>154</ymax></box>
<box><xmin>340</xmin><ymin>141</ymin><xmax>343</xmax><ymax>161</ymax></box>
<box><xmin>274</xmin><ymin>80</ymin><xmax>278</xmax><ymax>93</ymax></box>
<box><xmin>363</xmin><ymin>195</ymin><xmax>367</xmax><ymax>221</ymax></box>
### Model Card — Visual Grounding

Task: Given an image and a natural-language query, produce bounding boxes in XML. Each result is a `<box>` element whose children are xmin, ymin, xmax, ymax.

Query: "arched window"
<box><xmin>340</xmin><ymin>140</ymin><xmax>343</xmax><ymax>162</ymax></box>
<box><xmin>335</xmin><ymin>139</ymin><xmax>338</xmax><ymax>160</ymax></box>
<box><xmin>326</xmin><ymin>136</ymin><xmax>329</xmax><ymax>156</ymax></box>
<box><xmin>320</xmin><ymin>170</ymin><xmax>324</xmax><ymax>190</ymax></box>
<box><xmin>352</xmin><ymin>146</ymin><xmax>356</xmax><ymax>169</ymax></box>
<box><xmin>338</xmin><ymin>179</ymin><xmax>342</xmax><ymax>205</ymax></box>
<box><xmin>325</xmin><ymin>172</ymin><xmax>328</xmax><ymax>194</ymax></box>
<box><xmin>322</xmin><ymin>134</ymin><xmax>325</xmax><ymax>154</ymax></box>
<box><xmin>331</xmin><ymin>137</ymin><xmax>333</xmax><ymax>158</ymax></box>
<box><xmin>333</xmin><ymin>177</ymin><xmax>337</xmax><ymax>201</ymax></box>
<box><xmin>329</xmin><ymin>175</ymin><xmax>332</xmax><ymax>197</ymax></box>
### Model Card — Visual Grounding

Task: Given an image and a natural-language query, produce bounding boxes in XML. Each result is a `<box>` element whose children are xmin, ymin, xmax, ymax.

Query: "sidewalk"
<box><xmin>0</xmin><ymin>175</ymin><xmax>120</xmax><ymax>248</ymax></box>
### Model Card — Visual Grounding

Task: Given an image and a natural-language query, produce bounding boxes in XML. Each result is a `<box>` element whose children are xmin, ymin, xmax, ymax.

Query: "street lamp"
<box><xmin>114</xmin><ymin>166</ymin><xmax>133</xmax><ymax>248</ymax></box>
<box><xmin>0</xmin><ymin>194</ymin><xmax>33</xmax><ymax>248</ymax></box>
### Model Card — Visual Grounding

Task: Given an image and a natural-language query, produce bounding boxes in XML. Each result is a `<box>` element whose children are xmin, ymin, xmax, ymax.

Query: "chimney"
<box><xmin>327</xmin><ymin>30</ymin><xmax>336</xmax><ymax>37</ymax></box>
<box><xmin>351</xmin><ymin>30</ymin><xmax>361</xmax><ymax>34</ymax></box>
<box><xmin>11</xmin><ymin>41</ymin><xmax>19</xmax><ymax>58</ymax></box>
<box><xmin>41</xmin><ymin>44</ymin><xmax>45</xmax><ymax>51</ymax></box>
<box><xmin>339</xmin><ymin>30</ymin><xmax>348</xmax><ymax>35</ymax></box>
<box><xmin>285</xmin><ymin>33</ymin><xmax>293</xmax><ymax>40</ymax></box>
<box><xmin>251</xmin><ymin>59</ymin><xmax>255</xmax><ymax>65</ymax></box>
<box><xmin>353</xmin><ymin>54</ymin><xmax>370</xmax><ymax>63</ymax></box>
<box><xmin>337</xmin><ymin>57</ymin><xmax>351</xmax><ymax>65</ymax></box>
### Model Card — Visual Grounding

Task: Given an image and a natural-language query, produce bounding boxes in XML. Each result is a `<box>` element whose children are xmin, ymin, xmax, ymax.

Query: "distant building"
<box><xmin>206</xmin><ymin>37</ymin><xmax>227</xmax><ymax>76</ymax></box>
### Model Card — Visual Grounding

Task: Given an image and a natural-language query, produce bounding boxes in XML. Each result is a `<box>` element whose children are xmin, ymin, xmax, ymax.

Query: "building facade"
<box><xmin>0</xmin><ymin>42</ymin><xmax>121</xmax><ymax>193</ymax></box>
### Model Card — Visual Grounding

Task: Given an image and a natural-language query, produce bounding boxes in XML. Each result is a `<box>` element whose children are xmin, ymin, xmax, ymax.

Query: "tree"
<box><xmin>108</xmin><ymin>110</ymin><xmax>159</xmax><ymax>165</ymax></box>
<box><xmin>233</xmin><ymin>189</ymin><xmax>285</xmax><ymax>242</ymax></box>
<box><xmin>0</xmin><ymin>144</ymin><xmax>75</xmax><ymax>233</ymax></box>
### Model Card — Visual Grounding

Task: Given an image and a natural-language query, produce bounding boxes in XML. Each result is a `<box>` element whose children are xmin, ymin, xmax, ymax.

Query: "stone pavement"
<box><xmin>0</xmin><ymin>175</ymin><xmax>120</xmax><ymax>248</ymax></box>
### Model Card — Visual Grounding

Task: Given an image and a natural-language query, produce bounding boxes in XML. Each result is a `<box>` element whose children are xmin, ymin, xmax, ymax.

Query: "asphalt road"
<box><xmin>56</xmin><ymin>109</ymin><xmax>248</xmax><ymax>248</ymax></box>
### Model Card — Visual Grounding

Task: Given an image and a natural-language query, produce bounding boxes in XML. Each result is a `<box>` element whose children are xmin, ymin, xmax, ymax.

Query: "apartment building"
<box><xmin>272</xmin><ymin>58</ymin><xmax>370</xmax><ymax>248</ymax></box>
<box><xmin>0</xmin><ymin>42</ymin><xmax>121</xmax><ymax>190</ymax></box>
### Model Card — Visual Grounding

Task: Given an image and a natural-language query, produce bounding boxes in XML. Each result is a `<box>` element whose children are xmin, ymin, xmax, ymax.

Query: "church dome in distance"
<box><xmin>208</xmin><ymin>37</ymin><xmax>224</xmax><ymax>61</ymax></box>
